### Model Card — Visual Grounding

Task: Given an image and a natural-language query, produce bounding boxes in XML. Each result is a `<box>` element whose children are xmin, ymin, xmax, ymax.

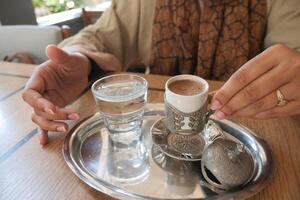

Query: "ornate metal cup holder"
<box><xmin>151</xmin><ymin>117</ymin><xmax>206</xmax><ymax>161</ymax></box>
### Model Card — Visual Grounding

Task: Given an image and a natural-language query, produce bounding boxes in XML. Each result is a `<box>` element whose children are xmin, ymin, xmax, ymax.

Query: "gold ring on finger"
<box><xmin>276</xmin><ymin>89</ymin><xmax>287</xmax><ymax>106</ymax></box>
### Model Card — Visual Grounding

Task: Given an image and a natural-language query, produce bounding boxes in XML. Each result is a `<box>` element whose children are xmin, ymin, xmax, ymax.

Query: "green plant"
<box><xmin>32</xmin><ymin>0</ymin><xmax>83</xmax><ymax>14</ymax></box>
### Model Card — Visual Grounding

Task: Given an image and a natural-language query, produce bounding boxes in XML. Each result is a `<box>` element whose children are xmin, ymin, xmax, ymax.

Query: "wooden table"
<box><xmin>0</xmin><ymin>61</ymin><xmax>299</xmax><ymax>200</ymax></box>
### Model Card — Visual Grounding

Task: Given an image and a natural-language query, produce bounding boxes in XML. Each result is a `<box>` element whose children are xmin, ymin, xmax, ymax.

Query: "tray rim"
<box><xmin>63</xmin><ymin>111</ymin><xmax>274</xmax><ymax>200</ymax></box>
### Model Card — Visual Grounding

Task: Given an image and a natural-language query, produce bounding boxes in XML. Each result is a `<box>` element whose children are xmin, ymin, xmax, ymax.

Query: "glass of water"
<box><xmin>92</xmin><ymin>74</ymin><xmax>149</xmax><ymax>182</ymax></box>
<box><xmin>92</xmin><ymin>74</ymin><xmax>148</xmax><ymax>146</ymax></box>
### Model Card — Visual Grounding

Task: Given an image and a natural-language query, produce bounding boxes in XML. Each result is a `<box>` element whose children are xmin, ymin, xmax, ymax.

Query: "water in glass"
<box><xmin>92</xmin><ymin>75</ymin><xmax>147</xmax><ymax>146</ymax></box>
<box><xmin>92</xmin><ymin>74</ymin><xmax>149</xmax><ymax>182</ymax></box>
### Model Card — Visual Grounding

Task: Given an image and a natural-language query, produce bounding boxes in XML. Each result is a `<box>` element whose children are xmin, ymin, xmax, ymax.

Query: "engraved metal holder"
<box><xmin>151</xmin><ymin>118</ymin><xmax>205</xmax><ymax>161</ymax></box>
<box><xmin>63</xmin><ymin>106</ymin><xmax>273</xmax><ymax>200</ymax></box>
<box><xmin>165</xmin><ymin>100</ymin><xmax>208</xmax><ymax>135</ymax></box>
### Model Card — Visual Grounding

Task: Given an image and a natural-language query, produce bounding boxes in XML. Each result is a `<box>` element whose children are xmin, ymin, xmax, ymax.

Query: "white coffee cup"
<box><xmin>165</xmin><ymin>75</ymin><xmax>209</xmax><ymax>134</ymax></box>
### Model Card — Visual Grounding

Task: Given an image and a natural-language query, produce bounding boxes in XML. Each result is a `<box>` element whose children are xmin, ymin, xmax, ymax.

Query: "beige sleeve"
<box><xmin>264</xmin><ymin>0</ymin><xmax>300</xmax><ymax>51</ymax></box>
<box><xmin>59</xmin><ymin>0</ymin><xmax>144</xmax><ymax>70</ymax></box>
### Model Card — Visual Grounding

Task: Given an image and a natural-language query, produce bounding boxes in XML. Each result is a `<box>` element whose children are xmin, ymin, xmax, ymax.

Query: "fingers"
<box><xmin>23</xmin><ymin>89</ymin><xmax>56</xmax><ymax>114</ymax></box>
<box><xmin>45</xmin><ymin>45</ymin><xmax>90</xmax><ymax>74</ymax></box>
<box><xmin>31</xmin><ymin>113</ymin><xmax>69</xmax><ymax>132</ymax></box>
<box><xmin>254</xmin><ymin>101</ymin><xmax>300</xmax><ymax>118</ymax></box>
<box><xmin>208</xmin><ymin>90</ymin><xmax>217</xmax><ymax>103</ymax></box>
<box><xmin>34</xmin><ymin>107</ymin><xmax>79</xmax><ymax>121</ymax></box>
<box><xmin>278</xmin><ymin>80</ymin><xmax>300</xmax><ymax>101</ymax></box>
<box><xmin>31</xmin><ymin>106</ymin><xmax>79</xmax><ymax>145</ymax></box>
<box><xmin>39</xmin><ymin>129</ymin><xmax>49</xmax><ymax>146</ymax></box>
<box><xmin>233</xmin><ymin>91</ymin><xmax>277</xmax><ymax>117</ymax></box>
<box><xmin>211</xmin><ymin>47</ymin><xmax>280</xmax><ymax>110</ymax></box>
<box><xmin>222</xmin><ymin>78</ymin><xmax>300</xmax><ymax>118</ymax></box>
<box><xmin>23</xmin><ymin>87</ymin><xmax>80</xmax><ymax>119</ymax></box>
<box><xmin>219</xmin><ymin>63</ymin><xmax>288</xmax><ymax>116</ymax></box>
<box><xmin>46</xmin><ymin>45</ymin><xmax>73</xmax><ymax>66</ymax></box>
<box><xmin>253</xmin><ymin>81</ymin><xmax>300</xmax><ymax>118</ymax></box>
<box><xmin>31</xmin><ymin>107</ymin><xmax>79</xmax><ymax>146</ymax></box>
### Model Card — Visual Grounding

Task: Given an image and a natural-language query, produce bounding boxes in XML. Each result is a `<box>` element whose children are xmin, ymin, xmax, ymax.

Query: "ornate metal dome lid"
<box><xmin>201</xmin><ymin>138</ymin><xmax>254</xmax><ymax>190</ymax></box>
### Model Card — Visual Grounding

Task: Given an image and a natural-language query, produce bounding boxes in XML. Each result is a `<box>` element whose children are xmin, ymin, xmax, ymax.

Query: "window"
<box><xmin>32</xmin><ymin>0</ymin><xmax>84</xmax><ymax>17</ymax></box>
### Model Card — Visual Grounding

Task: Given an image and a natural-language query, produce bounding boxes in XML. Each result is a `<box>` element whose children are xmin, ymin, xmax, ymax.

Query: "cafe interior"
<box><xmin>0</xmin><ymin>0</ymin><xmax>299</xmax><ymax>200</ymax></box>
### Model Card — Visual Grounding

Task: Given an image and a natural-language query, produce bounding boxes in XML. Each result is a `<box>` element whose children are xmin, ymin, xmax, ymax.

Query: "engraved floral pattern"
<box><xmin>165</xmin><ymin>101</ymin><xmax>207</xmax><ymax>134</ymax></box>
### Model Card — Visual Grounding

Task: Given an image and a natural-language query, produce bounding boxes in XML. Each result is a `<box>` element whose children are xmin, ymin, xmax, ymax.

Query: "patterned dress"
<box><xmin>150</xmin><ymin>0</ymin><xmax>267</xmax><ymax>80</ymax></box>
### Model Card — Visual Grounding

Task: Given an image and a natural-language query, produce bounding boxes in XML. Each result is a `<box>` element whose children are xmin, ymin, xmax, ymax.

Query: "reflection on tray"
<box><xmin>63</xmin><ymin>108</ymin><xmax>273</xmax><ymax>200</ymax></box>
<box><xmin>152</xmin><ymin>145</ymin><xmax>197</xmax><ymax>195</ymax></box>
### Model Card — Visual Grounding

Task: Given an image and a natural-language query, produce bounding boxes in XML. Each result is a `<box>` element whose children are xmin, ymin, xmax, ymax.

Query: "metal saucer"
<box><xmin>151</xmin><ymin>118</ymin><xmax>205</xmax><ymax>161</ymax></box>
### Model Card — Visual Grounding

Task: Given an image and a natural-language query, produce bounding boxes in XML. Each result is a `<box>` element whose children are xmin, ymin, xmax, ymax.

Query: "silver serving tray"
<box><xmin>63</xmin><ymin>108</ymin><xmax>273</xmax><ymax>200</ymax></box>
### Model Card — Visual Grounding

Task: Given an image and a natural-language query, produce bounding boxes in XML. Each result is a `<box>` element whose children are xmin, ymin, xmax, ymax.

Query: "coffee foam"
<box><xmin>168</xmin><ymin>79</ymin><xmax>205</xmax><ymax>96</ymax></box>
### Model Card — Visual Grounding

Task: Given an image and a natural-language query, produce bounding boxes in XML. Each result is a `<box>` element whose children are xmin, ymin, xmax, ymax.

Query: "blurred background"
<box><xmin>0</xmin><ymin>0</ymin><xmax>111</xmax><ymax>31</ymax></box>
<box><xmin>0</xmin><ymin>0</ymin><xmax>111</xmax><ymax>64</ymax></box>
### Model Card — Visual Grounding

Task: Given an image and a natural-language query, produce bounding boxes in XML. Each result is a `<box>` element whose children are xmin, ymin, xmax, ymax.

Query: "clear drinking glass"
<box><xmin>92</xmin><ymin>74</ymin><xmax>149</xmax><ymax>182</ymax></box>
<box><xmin>92</xmin><ymin>74</ymin><xmax>148</xmax><ymax>146</ymax></box>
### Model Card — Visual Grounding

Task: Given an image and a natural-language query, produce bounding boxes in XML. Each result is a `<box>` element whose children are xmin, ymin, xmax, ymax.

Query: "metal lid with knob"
<box><xmin>201</xmin><ymin>138</ymin><xmax>254</xmax><ymax>190</ymax></box>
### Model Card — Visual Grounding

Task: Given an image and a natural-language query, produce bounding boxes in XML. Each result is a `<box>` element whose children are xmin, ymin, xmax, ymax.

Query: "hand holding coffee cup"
<box><xmin>165</xmin><ymin>75</ymin><xmax>209</xmax><ymax>135</ymax></box>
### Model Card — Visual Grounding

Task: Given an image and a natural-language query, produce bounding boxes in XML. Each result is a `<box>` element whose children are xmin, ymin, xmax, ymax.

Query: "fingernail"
<box><xmin>211</xmin><ymin>100</ymin><xmax>221</xmax><ymax>110</ymax></box>
<box><xmin>68</xmin><ymin>113</ymin><xmax>80</xmax><ymax>120</ymax></box>
<box><xmin>39</xmin><ymin>139</ymin><xmax>48</xmax><ymax>146</ymax></box>
<box><xmin>57</xmin><ymin>126</ymin><xmax>67</xmax><ymax>132</ymax></box>
<box><xmin>39</xmin><ymin>135</ymin><xmax>48</xmax><ymax>146</ymax></box>
<box><xmin>45</xmin><ymin>108</ymin><xmax>55</xmax><ymax>115</ymax></box>
<box><xmin>215</xmin><ymin>111</ymin><xmax>226</xmax><ymax>119</ymax></box>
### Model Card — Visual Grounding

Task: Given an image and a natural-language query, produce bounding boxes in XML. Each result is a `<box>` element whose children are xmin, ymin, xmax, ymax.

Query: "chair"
<box><xmin>81</xmin><ymin>8</ymin><xmax>103</xmax><ymax>27</ymax></box>
<box><xmin>0</xmin><ymin>25</ymin><xmax>72</xmax><ymax>64</ymax></box>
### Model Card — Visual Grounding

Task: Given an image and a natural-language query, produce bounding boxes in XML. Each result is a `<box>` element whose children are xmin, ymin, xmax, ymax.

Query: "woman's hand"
<box><xmin>211</xmin><ymin>44</ymin><xmax>300</xmax><ymax>119</ymax></box>
<box><xmin>22</xmin><ymin>45</ymin><xmax>91</xmax><ymax>145</ymax></box>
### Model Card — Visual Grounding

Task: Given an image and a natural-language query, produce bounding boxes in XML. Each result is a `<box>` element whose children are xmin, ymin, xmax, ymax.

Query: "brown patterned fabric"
<box><xmin>150</xmin><ymin>0</ymin><xmax>267</xmax><ymax>80</ymax></box>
